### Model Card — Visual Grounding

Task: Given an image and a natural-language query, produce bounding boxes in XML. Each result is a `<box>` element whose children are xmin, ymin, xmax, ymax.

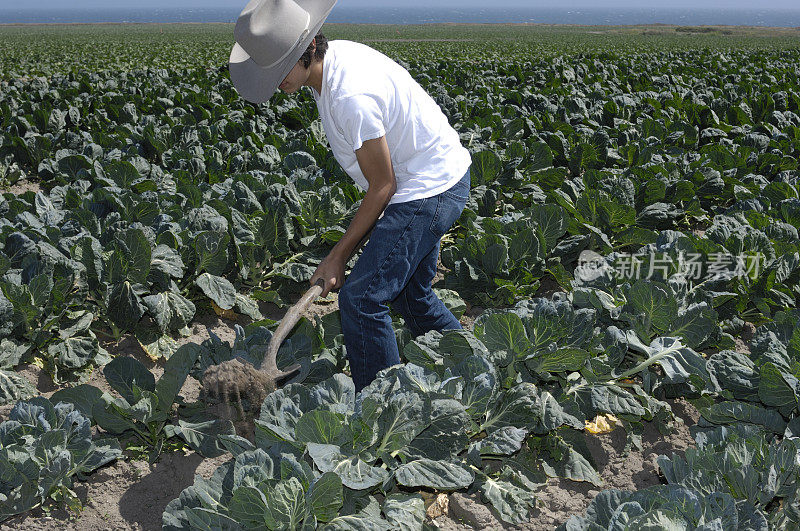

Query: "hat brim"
<box><xmin>229</xmin><ymin>0</ymin><xmax>336</xmax><ymax>104</ymax></box>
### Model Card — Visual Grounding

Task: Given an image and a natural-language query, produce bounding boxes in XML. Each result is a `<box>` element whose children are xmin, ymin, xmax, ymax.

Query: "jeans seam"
<box><xmin>443</xmin><ymin>192</ymin><xmax>469</xmax><ymax>201</ymax></box>
<box><xmin>442</xmin><ymin>169</ymin><xmax>471</xmax><ymax>201</ymax></box>
<box><xmin>355</xmin><ymin>197</ymin><xmax>427</xmax><ymax>383</ymax></box>
<box><xmin>402</xmin><ymin>286</ymin><xmax>423</xmax><ymax>335</ymax></box>
<box><xmin>429</xmin><ymin>195</ymin><xmax>443</xmax><ymax>235</ymax></box>
<box><xmin>429</xmin><ymin>194</ymin><xmax>466</xmax><ymax>237</ymax></box>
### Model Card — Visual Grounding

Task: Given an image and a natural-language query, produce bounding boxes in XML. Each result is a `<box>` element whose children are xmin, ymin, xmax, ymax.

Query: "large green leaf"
<box><xmin>527</xmin><ymin>347</ymin><xmax>590</xmax><ymax>374</ymax></box>
<box><xmin>471</xmin><ymin>151</ymin><xmax>502</xmax><ymax>185</ymax></box>
<box><xmin>623</xmin><ymin>280</ymin><xmax>678</xmax><ymax>339</ymax></box>
<box><xmin>308</xmin><ymin>374</ymin><xmax>355</xmax><ymax>416</ymax></box>
<box><xmin>362</xmin><ymin>390</ymin><xmax>428</xmax><ymax>456</ymax></box>
<box><xmin>185</xmin><ymin>507</ymin><xmax>242</xmax><ymax>530</ymax></box>
<box><xmin>155</xmin><ymin>343</ymin><xmax>202</xmax><ymax>414</ymax></box>
<box><xmin>104</xmin><ymin>159</ymin><xmax>140</xmax><ymax>188</ymax></box>
<box><xmin>229</xmin><ymin>486</ymin><xmax>270</xmax><ymax>528</ymax></box>
<box><xmin>103</xmin><ymin>356</ymin><xmax>155</xmax><ymax>406</ymax></box>
<box><xmin>758</xmin><ymin>362</ymin><xmax>799</xmax><ymax>417</ymax></box>
<box><xmin>143</xmin><ymin>291</ymin><xmax>196</xmax><ymax>334</ymax></box>
<box><xmin>150</xmin><ymin>244</ymin><xmax>185</xmax><ymax>279</ymax></box>
<box><xmin>382</xmin><ymin>493</ymin><xmax>424</xmax><ymax>531</ymax></box>
<box><xmin>480</xmin><ymin>468</ymin><xmax>538</xmax><ymax>524</ymax></box>
<box><xmin>57</xmin><ymin>310</ymin><xmax>94</xmax><ymax>341</ymax></box>
<box><xmin>529</xmin><ymin>204</ymin><xmax>568</xmax><ymax>251</ymax></box>
<box><xmin>581</xmin><ymin>384</ymin><xmax>646</xmax><ymax>417</ymax></box>
<box><xmin>474</xmin><ymin>312</ymin><xmax>532</xmax><ymax>359</ymax></box>
<box><xmin>256</xmin><ymin>197</ymin><xmax>293</xmax><ymax>258</ymax></box>
<box><xmin>309</xmin><ymin>472</ymin><xmax>343</xmax><ymax>524</ymax></box>
<box><xmin>306</xmin><ymin>443</ymin><xmax>389</xmax><ymax>490</ymax></box>
<box><xmin>46</xmin><ymin>337</ymin><xmax>98</xmax><ymax>371</ymax></box>
<box><xmin>532</xmin><ymin>391</ymin><xmax>584</xmax><ymax>434</ymax></box>
<box><xmin>268</xmin><ymin>477</ymin><xmax>307</xmax><ymax>529</ymax></box>
<box><xmin>116</xmin><ymin>228</ymin><xmax>152</xmax><ymax>284</ymax></box>
<box><xmin>294</xmin><ymin>410</ymin><xmax>347</xmax><ymax>445</ymax></box>
<box><xmin>472</xmin><ymin>427</ymin><xmax>528</xmax><ymax>457</ymax></box>
<box><xmin>195</xmin><ymin>273</ymin><xmax>236</xmax><ymax>310</ymax></box>
<box><xmin>700</xmin><ymin>401</ymin><xmax>787</xmax><ymax>434</ymax></box>
<box><xmin>706</xmin><ymin>351</ymin><xmax>760</xmax><ymax>401</ymax></box>
<box><xmin>481</xmin><ymin>382</ymin><xmax>540</xmax><ymax>432</ymax></box>
<box><xmin>539</xmin><ymin>432</ymin><xmax>603</xmax><ymax>487</ymax></box>
<box><xmin>405</xmin><ymin>399</ymin><xmax>471</xmax><ymax>460</ymax></box>
<box><xmin>174</xmin><ymin>418</ymin><xmax>235</xmax><ymax>458</ymax></box>
<box><xmin>448</xmin><ymin>355</ymin><xmax>499</xmax><ymax>423</ymax></box>
<box><xmin>668</xmin><ymin>303</ymin><xmax>717</xmax><ymax>349</ymax></box>
<box><xmin>92</xmin><ymin>396</ymin><xmax>137</xmax><ymax>435</ymax></box>
<box><xmin>107</xmin><ymin>281</ymin><xmax>146</xmax><ymax>331</ymax></box>
<box><xmin>527</xmin><ymin>142</ymin><xmax>554</xmax><ymax>171</ymax></box>
<box><xmin>50</xmin><ymin>384</ymin><xmax>104</xmax><ymax>419</ymax></box>
<box><xmin>394</xmin><ymin>459</ymin><xmax>474</xmax><ymax>490</ymax></box>
<box><xmin>0</xmin><ymin>370</ymin><xmax>35</xmax><ymax>406</ymax></box>
<box><xmin>195</xmin><ymin>231</ymin><xmax>230</xmax><ymax>276</ymax></box>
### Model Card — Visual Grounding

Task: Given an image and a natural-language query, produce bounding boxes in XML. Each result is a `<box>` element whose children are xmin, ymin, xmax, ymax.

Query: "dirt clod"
<box><xmin>448</xmin><ymin>493</ymin><xmax>502</xmax><ymax>529</ymax></box>
<box><xmin>201</xmin><ymin>357</ymin><xmax>274</xmax><ymax>435</ymax></box>
<box><xmin>423</xmin><ymin>492</ymin><xmax>450</xmax><ymax>520</ymax></box>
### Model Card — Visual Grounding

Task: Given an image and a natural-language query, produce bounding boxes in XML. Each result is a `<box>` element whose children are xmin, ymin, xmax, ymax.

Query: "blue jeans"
<box><xmin>339</xmin><ymin>168</ymin><xmax>471</xmax><ymax>392</ymax></box>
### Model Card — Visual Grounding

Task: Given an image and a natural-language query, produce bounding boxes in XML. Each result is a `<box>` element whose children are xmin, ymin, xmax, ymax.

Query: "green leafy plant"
<box><xmin>85</xmin><ymin>345</ymin><xmax>234</xmax><ymax>462</ymax></box>
<box><xmin>561</xmin><ymin>424</ymin><xmax>800</xmax><ymax>530</ymax></box>
<box><xmin>0</xmin><ymin>397</ymin><xmax>121</xmax><ymax>521</ymax></box>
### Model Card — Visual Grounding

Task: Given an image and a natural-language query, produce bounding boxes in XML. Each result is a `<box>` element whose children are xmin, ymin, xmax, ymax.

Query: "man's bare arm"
<box><xmin>330</xmin><ymin>135</ymin><xmax>396</xmax><ymax>260</ymax></box>
<box><xmin>310</xmin><ymin>135</ymin><xmax>396</xmax><ymax>296</ymax></box>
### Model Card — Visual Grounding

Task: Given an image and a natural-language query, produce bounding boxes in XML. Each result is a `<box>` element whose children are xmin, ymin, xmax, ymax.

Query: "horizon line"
<box><xmin>3</xmin><ymin>5</ymin><xmax>800</xmax><ymax>9</ymax></box>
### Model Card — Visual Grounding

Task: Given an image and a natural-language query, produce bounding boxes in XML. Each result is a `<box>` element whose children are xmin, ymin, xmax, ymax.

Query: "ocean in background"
<box><xmin>2</xmin><ymin>7</ymin><xmax>800</xmax><ymax>27</ymax></box>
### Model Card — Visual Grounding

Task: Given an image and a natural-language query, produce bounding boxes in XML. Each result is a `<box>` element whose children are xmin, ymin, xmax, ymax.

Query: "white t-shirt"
<box><xmin>311</xmin><ymin>40</ymin><xmax>472</xmax><ymax>205</ymax></box>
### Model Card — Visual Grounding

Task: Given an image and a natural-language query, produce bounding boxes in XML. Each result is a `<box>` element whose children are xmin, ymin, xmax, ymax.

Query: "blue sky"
<box><xmin>7</xmin><ymin>0</ymin><xmax>800</xmax><ymax>9</ymax></box>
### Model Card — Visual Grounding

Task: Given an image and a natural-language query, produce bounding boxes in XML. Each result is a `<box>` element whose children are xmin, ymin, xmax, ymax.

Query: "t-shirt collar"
<box><xmin>311</xmin><ymin>46</ymin><xmax>331</xmax><ymax>101</ymax></box>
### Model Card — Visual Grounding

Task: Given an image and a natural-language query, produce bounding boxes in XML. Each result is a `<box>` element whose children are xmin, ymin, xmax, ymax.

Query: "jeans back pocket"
<box><xmin>442</xmin><ymin>168</ymin><xmax>471</xmax><ymax>202</ymax></box>
<box><xmin>430</xmin><ymin>193</ymin><xmax>466</xmax><ymax>237</ymax></box>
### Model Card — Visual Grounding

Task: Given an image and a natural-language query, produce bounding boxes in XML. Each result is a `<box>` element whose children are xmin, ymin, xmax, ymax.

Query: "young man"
<box><xmin>229</xmin><ymin>1</ymin><xmax>471</xmax><ymax>391</ymax></box>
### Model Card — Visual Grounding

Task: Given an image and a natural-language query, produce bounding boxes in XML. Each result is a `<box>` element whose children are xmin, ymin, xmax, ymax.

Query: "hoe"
<box><xmin>202</xmin><ymin>231</ymin><xmax>371</xmax><ymax>417</ymax></box>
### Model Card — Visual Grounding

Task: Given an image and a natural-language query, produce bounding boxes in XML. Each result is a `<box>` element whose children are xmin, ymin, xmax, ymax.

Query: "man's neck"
<box><xmin>307</xmin><ymin>59</ymin><xmax>324</xmax><ymax>95</ymax></box>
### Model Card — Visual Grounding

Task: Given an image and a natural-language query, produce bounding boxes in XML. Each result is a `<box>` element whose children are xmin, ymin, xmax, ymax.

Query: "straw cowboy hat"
<box><xmin>229</xmin><ymin>0</ymin><xmax>337</xmax><ymax>104</ymax></box>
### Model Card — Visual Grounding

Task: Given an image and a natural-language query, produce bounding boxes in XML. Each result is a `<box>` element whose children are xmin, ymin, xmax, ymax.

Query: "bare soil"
<box><xmin>1</xmin><ymin>452</ymin><xmax>230</xmax><ymax>530</ymax></box>
<box><xmin>2</xmin><ymin>178</ymin><xmax>41</xmax><ymax>196</ymax></box>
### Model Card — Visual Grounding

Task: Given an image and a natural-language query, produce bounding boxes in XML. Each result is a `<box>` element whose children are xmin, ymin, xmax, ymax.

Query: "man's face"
<box><xmin>278</xmin><ymin>60</ymin><xmax>308</xmax><ymax>94</ymax></box>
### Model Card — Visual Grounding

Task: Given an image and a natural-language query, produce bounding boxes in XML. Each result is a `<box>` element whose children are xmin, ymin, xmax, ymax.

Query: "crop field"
<box><xmin>1</xmin><ymin>21</ymin><xmax>800</xmax><ymax>530</ymax></box>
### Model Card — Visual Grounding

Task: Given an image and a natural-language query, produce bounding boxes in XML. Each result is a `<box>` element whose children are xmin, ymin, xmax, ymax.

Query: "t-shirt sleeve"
<box><xmin>332</xmin><ymin>94</ymin><xmax>386</xmax><ymax>152</ymax></box>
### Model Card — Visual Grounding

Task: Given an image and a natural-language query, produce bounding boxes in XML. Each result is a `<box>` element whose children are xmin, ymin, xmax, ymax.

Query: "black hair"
<box><xmin>300</xmin><ymin>32</ymin><xmax>328</xmax><ymax>68</ymax></box>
